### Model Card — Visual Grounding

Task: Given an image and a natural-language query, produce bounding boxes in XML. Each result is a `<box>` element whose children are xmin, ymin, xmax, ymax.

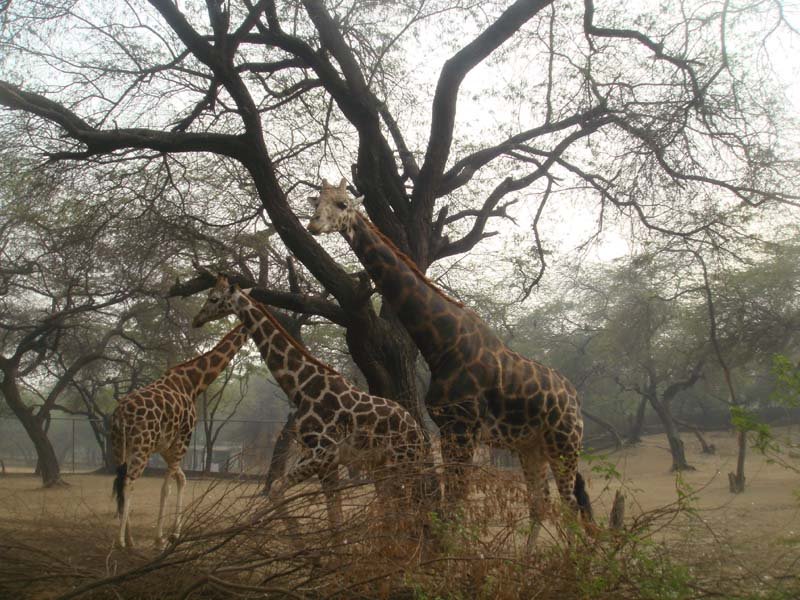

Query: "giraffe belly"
<box><xmin>478</xmin><ymin>418</ymin><xmax>542</xmax><ymax>450</ymax></box>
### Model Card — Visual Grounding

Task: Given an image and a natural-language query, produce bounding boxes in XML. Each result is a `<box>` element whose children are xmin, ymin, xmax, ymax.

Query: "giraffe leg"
<box><xmin>170</xmin><ymin>467</ymin><xmax>187</xmax><ymax>542</ymax></box>
<box><xmin>155</xmin><ymin>468</ymin><xmax>174</xmax><ymax>548</ymax></box>
<box><xmin>519</xmin><ymin>449</ymin><xmax>550</xmax><ymax>551</ymax></box>
<box><xmin>317</xmin><ymin>463</ymin><xmax>343</xmax><ymax>531</ymax></box>
<box><xmin>547</xmin><ymin>452</ymin><xmax>583</xmax><ymax>540</ymax></box>
<box><xmin>438</xmin><ymin>425</ymin><xmax>476</xmax><ymax>518</ymax></box>
<box><xmin>117</xmin><ymin>456</ymin><xmax>146</xmax><ymax>549</ymax></box>
<box><xmin>118</xmin><ymin>478</ymin><xmax>134</xmax><ymax>548</ymax></box>
<box><xmin>268</xmin><ymin>443</ymin><xmax>340</xmax><ymax>534</ymax></box>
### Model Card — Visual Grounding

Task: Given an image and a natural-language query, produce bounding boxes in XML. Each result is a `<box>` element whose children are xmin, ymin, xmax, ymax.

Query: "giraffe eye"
<box><xmin>336</xmin><ymin>201</ymin><xmax>347</xmax><ymax>209</ymax></box>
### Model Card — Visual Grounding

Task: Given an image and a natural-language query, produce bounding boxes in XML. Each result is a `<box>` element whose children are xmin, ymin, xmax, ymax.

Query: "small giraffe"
<box><xmin>191</xmin><ymin>274</ymin><xmax>435</xmax><ymax>528</ymax></box>
<box><xmin>308</xmin><ymin>179</ymin><xmax>593</xmax><ymax>545</ymax></box>
<box><xmin>110</xmin><ymin>325</ymin><xmax>249</xmax><ymax>548</ymax></box>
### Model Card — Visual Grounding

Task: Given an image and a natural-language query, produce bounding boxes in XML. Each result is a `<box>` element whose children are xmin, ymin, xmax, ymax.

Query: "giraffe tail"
<box><xmin>112</xmin><ymin>463</ymin><xmax>128</xmax><ymax>517</ymax></box>
<box><xmin>574</xmin><ymin>471</ymin><xmax>594</xmax><ymax>523</ymax></box>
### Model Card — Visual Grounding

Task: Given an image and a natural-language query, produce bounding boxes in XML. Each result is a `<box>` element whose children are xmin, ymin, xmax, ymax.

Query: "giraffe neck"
<box><xmin>345</xmin><ymin>212</ymin><xmax>471</xmax><ymax>365</ymax></box>
<box><xmin>228</xmin><ymin>289</ymin><xmax>335</xmax><ymax>401</ymax></box>
<box><xmin>168</xmin><ymin>324</ymin><xmax>248</xmax><ymax>398</ymax></box>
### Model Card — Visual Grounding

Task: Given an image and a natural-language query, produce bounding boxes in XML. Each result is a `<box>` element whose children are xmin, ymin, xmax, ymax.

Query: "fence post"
<box><xmin>72</xmin><ymin>419</ymin><xmax>76</xmax><ymax>473</ymax></box>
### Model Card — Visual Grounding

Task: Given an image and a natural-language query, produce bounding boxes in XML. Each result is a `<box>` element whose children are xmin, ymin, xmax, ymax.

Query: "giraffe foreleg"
<box><xmin>155</xmin><ymin>469</ymin><xmax>173</xmax><ymax>547</ymax></box>
<box><xmin>317</xmin><ymin>462</ymin><xmax>343</xmax><ymax>531</ymax></box>
<box><xmin>171</xmin><ymin>467</ymin><xmax>187</xmax><ymax>542</ymax></box>
<box><xmin>437</xmin><ymin>424</ymin><xmax>476</xmax><ymax>518</ymax></box>
<box><xmin>519</xmin><ymin>449</ymin><xmax>550</xmax><ymax>551</ymax></box>
<box><xmin>268</xmin><ymin>444</ymin><xmax>341</xmax><ymax>543</ymax></box>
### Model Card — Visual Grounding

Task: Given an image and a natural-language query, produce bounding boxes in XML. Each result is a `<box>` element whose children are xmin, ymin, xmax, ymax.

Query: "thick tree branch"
<box><xmin>39</xmin><ymin>310</ymin><xmax>138</xmax><ymax>418</ymax></box>
<box><xmin>583</xmin><ymin>0</ymin><xmax>702</xmax><ymax>101</ymax></box>
<box><xmin>438</xmin><ymin>105</ymin><xmax>607</xmax><ymax>197</ymax></box>
<box><xmin>436</xmin><ymin>117</ymin><xmax>609</xmax><ymax>260</ymax></box>
<box><xmin>301</xmin><ymin>0</ymin><xmax>371</xmax><ymax>99</ymax></box>
<box><xmin>662</xmin><ymin>357</ymin><xmax>706</xmax><ymax>403</ymax></box>
<box><xmin>167</xmin><ymin>272</ymin><xmax>347</xmax><ymax>327</ymax></box>
<box><xmin>0</xmin><ymin>81</ymin><xmax>246</xmax><ymax>160</ymax></box>
<box><xmin>415</xmin><ymin>0</ymin><xmax>555</xmax><ymax>207</ymax></box>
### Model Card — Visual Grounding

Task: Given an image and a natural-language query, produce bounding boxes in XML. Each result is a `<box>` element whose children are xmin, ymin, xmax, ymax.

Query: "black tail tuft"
<box><xmin>112</xmin><ymin>463</ymin><xmax>127</xmax><ymax>517</ymax></box>
<box><xmin>574</xmin><ymin>471</ymin><xmax>594</xmax><ymax>522</ymax></box>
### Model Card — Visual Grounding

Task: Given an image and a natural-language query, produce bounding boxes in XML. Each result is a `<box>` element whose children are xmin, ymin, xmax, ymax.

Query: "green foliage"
<box><xmin>771</xmin><ymin>354</ymin><xmax>800</xmax><ymax>408</ymax></box>
<box><xmin>583</xmin><ymin>451</ymin><xmax>622</xmax><ymax>486</ymax></box>
<box><xmin>730</xmin><ymin>405</ymin><xmax>777</xmax><ymax>454</ymax></box>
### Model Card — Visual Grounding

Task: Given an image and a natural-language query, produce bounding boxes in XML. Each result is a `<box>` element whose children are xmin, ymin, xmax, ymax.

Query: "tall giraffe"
<box><xmin>307</xmin><ymin>179</ymin><xmax>593</xmax><ymax>543</ymax></box>
<box><xmin>191</xmin><ymin>274</ymin><xmax>435</xmax><ymax>528</ymax></box>
<box><xmin>110</xmin><ymin>325</ymin><xmax>249</xmax><ymax>548</ymax></box>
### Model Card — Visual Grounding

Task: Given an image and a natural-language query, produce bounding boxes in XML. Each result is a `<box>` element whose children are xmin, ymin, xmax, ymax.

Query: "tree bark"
<box><xmin>583</xmin><ymin>409</ymin><xmax>623</xmax><ymax>449</ymax></box>
<box><xmin>626</xmin><ymin>396</ymin><xmax>648</xmax><ymax>445</ymax></box>
<box><xmin>729</xmin><ymin>430</ymin><xmax>746</xmax><ymax>493</ymax></box>
<box><xmin>344</xmin><ymin>308</ymin><xmax>423</xmax><ymax>423</ymax></box>
<box><xmin>674</xmin><ymin>417</ymin><xmax>715</xmax><ymax>454</ymax></box>
<box><xmin>648</xmin><ymin>394</ymin><xmax>694</xmax><ymax>471</ymax></box>
<box><xmin>0</xmin><ymin>376</ymin><xmax>65</xmax><ymax>486</ymax></box>
<box><xmin>263</xmin><ymin>412</ymin><xmax>297</xmax><ymax>495</ymax></box>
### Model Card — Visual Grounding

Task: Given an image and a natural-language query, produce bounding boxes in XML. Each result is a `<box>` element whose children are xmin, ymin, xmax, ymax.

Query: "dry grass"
<box><xmin>0</xmin><ymin>428</ymin><xmax>798</xmax><ymax>599</ymax></box>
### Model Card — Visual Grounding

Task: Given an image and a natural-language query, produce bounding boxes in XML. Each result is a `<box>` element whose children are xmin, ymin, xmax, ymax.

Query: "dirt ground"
<box><xmin>0</xmin><ymin>428</ymin><xmax>798</xmax><ymax>595</ymax></box>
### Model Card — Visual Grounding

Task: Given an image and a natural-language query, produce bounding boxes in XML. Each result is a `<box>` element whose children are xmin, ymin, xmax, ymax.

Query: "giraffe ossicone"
<box><xmin>192</xmin><ymin>274</ymin><xmax>437</xmax><ymax>530</ymax></box>
<box><xmin>307</xmin><ymin>179</ymin><xmax>594</xmax><ymax>546</ymax></box>
<box><xmin>110</xmin><ymin>324</ymin><xmax>249</xmax><ymax>549</ymax></box>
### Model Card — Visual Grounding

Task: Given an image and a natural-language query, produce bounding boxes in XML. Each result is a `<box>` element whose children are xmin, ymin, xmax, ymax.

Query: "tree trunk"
<box><xmin>86</xmin><ymin>414</ymin><xmax>115</xmax><ymax>472</ymax></box>
<box><xmin>674</xmin><ymin>418</ymin><xmax>715</xmax><ymax>454</ymax></box>
<box><xmin>648</xmin><ymin>395</ymin><xmax>694</xmax><ymax>471</ymax></box>
<box><xmin>583</xmin><ymin>409</ymin><xmax>624</xmax><ymax>449</ymax></box>
<box><xmin>344</xmin><ymin>308</ymin><xmax>423</xmax><ymax>423</ymax></box>
<box><xmin>263</xmin><ymin>412</ymin><xmax>297</xmax><ymax>495</ymax></box>
<box><xmin>626</xmin><ymin>397</ymin><xmax>648</xmax><ymax>445</ymax></box>
<box><xmin>204</xmin><ymin>438</ymin><xmax>215</xmax><ymax>473</ymax></box>
<box><xmin>1</xmin><ymin>376</ymin><xmax>65</xmax><ymax>486</ymax></box>
<box><xmin>728</xmin><ymin>430</ymin><xmax>746</xmax><ymax>493</ymax></box>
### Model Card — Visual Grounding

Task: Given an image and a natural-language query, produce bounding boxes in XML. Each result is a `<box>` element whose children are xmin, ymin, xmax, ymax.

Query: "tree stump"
<box><xmin>728</xmin><ymin>471</ymin><xmax>745</xmax><ymax>493</ymax></box>
<box><xmin>609</xmin><ymin>489</ymin><xmax>625</xmax><ymax>530</ymax></box>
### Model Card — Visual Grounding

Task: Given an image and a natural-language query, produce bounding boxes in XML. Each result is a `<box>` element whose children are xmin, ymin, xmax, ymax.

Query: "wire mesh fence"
<box><xmin>0</xmin><ymin>416</ymin><xmax>288</xmax><ymax>475</ymax></box>
<box><xmin>0</xmin><ymin>415</ymin><xmax>521</xmax><ymax>477</ymax></box>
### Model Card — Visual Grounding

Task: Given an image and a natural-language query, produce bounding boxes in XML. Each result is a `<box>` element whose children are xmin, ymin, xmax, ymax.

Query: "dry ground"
<box><xmin>0</xmin><ymin>428</ymin><xmax>798</xmax><ymax>598</ymax></box>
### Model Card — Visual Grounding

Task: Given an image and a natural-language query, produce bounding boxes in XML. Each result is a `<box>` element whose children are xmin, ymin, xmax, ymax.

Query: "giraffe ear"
<box><xmin>240</xmin><ymin>287</ymin><xmax>254</xmax><ymax>295</ymax></box>
<box><xmin>352</xmin><ymin>195</ymin><xmax>364</xmax><ymax>208</ymax></box>
<box><xmin>307</xmin><ymin>195</ymin><xmax>320</xmax><ymax>208</ymax></box>
<box><xmin>338</xmin><ymin>178</ymin><xmax>347</xmax><ymax>191</ymax></box>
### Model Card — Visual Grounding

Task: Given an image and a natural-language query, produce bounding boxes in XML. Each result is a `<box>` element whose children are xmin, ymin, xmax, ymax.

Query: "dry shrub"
<box><xmin>1</xmin><ymin>467</ymin><xmax>798</xmax><ymax>600</ymax></box>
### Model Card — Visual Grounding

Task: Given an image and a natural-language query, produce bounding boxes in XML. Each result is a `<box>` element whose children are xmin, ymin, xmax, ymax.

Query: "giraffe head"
<box><xmin>192</xmin><ymin>274</ymin><xmax>238</xmax><ymax>328</ymax></box>
<box><xmin>307</xmin><ymin>178</ymin><xmax>363</xmax><ymax>237</ymax></box>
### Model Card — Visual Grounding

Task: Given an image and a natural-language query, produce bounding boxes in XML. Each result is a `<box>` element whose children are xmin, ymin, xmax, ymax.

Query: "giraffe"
<box><xmin>110</xmin><ymin>324</ymin><xmax>249</xmax><ymax>549</ymax></box>
<box><xmin>307</xmin><ymin>179</ymin><xmax>593</xmax><ymax>545</ymax></box>
<box><xmin>191</xmin><ymin>274</ymin><xmax>436</xmax><ymax>529</ymax></box>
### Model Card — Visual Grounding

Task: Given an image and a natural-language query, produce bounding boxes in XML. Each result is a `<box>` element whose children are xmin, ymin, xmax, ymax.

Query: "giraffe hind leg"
<box><xmin>116</xmin><ymin>455</ymin><xmax>147</xmax><ymax>549</ymax></box>
<box><xmin>547</xmin><ymin>452</ymin><xmax>592</xmax><ymax>541</ymax></box>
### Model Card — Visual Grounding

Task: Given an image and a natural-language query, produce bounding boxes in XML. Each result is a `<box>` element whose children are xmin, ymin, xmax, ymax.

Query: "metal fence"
<box><xmin>0</xmin><ymin>415</ymin><xmax>520</xmax><ymax>476</ymax></box>
<box><xmin>0</xmin><ymin>416</ymin><xmax>287</xmax><ymax>475</ymax></box>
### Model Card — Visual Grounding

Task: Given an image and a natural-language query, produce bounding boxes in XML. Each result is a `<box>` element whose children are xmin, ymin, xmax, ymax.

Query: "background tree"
<box><xmin>0</xmin><ymin>163</ymin><xmax>150</xmax><ymax>485</ymax></box>
<box><xmin>0</xmin><ymin>0</ymin><xmax>797</xmax><ymax>438</ymax></box>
